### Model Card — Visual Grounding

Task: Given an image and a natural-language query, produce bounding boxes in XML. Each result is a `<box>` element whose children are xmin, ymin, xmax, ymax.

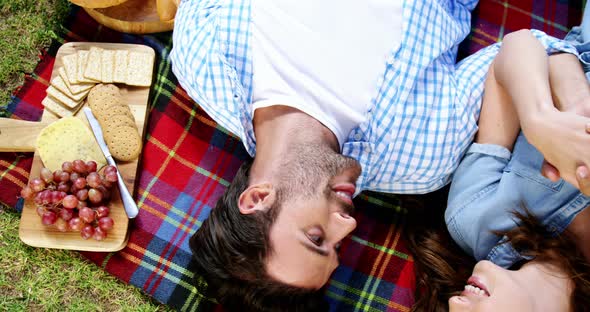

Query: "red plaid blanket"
<box><xmin>0</xmin><ymin>1</ymin><xmax>582</xmax><ymax>311</ymax></box>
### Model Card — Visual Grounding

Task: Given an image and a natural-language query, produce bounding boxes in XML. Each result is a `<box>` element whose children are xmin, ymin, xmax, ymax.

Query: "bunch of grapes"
<box><xmin>20</xmin><ymin>159</ymin><xmax>116</xmax><ymax>241</ymax></box>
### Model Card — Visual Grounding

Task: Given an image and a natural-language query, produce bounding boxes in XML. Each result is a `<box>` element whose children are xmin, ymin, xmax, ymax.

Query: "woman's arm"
<box><xmin>475</xmin><ymin>61</ymin><xmax>520</xmax><ymax>150</ymax></box>
<box><xmin>493</xmin><ymin>29</ymin><xmax>590</xmax><ymax>193</ymax></box>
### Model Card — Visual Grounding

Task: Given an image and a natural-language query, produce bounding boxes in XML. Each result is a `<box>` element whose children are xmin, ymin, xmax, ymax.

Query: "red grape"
<box><xmin>56</xmin><ymin>182</ymin><xmax>70</xmax><ymax>193</ymax></box>
<box><xmin>62</xmin><ymin>195</ymin><xmax>79</xmax><ymax>209</ymax></box>
<box><xmin>53</xmin><ymin>170</ymin><xmax>63</xmax><ymax>183</ymax></box>
<box><xmin>79</xmin><ymin>207</ymin><xmax>95</xmax><ymax>223</ymax></box>
<box><xmin>96</xmin><ymin>206</ymin><xmax>110</xmax><ymax>218</ymax></box>
<box><xmin>39</xmin><ymin>190</ymin><xmax>51</xmax><ymax>205</ymax></box>
<box><xmin>76</xmin><ymin>188</ymin><xmax>88</xmax><ymax>201</ymax></box>
<box><xmin>98</xmin><ymin>216</ymin><xmax>114</xmax><ymax>231</ymax></box>
<box><xmin>69</xmin><ymin>172</ymin><xmax>80</xmax><ymax>183</ymax></box>
<box><xmin>58</xmin><ymin>171</ymin><xmax>70</xmax><ymax>183</ymax></box>
<box><xmin>93</xmin><ymin>227</ymin><xmax>107</xmax><ymax>241</ymax></box>
<box><xmin>31</xmin><ymin>161</ymin><xmax>118</xmax><ymax>243</ymax></box>
<box><xmin>41</xmin><ymin>211</ymin><xmax>57</xmax><ymax>225</ymax></box>
<box><xmin>88</xmin><ymin>188</ymin><xmax>103</xmax><ymax>204</ymax></box>
<box><xmin>57</xmin><ymin>191</ymin><xmax>67</xmax><ymax>201</ymax></box>
<box><xmin>76</xmin><ymin>200</ymin><xmax>87</xmax><ymax>210</ymax></box>
<box><xmin>86</xmin><ymin>172</ymin><xmax>101</xmax><ymax>188</ymax></box>
<box><xmin>62</xmin><ymin>161</ymin><xmax>73</xmax><ymax>173</ymax></box>
<box><xmin>20</xmin><ymin>186</ymin><xmax>34</xmax><ymax>199</ymax></box>
<box><xmin>40</xmin><ymin>167</ymin><xmax>53</xmax><ymax>183</ymax></box>
<box><xmin>102</xmin><ymin>180</ymin><xmax>113</xmax><ymax>189</ymax></box>
<box><xmin>104</xmin><ymin>165</ymin><xmax>117</xmax><ymax>176</ymax></box>
<box><xmin>50</xmin><ymin>191</ymin><xmax>62</xmax><ymax>204</ymax></box>
<box><xmin>80</xmin><ymin>225</ymin><xmax>94</xmax><ymax>239</ymax></box>
<box><xmin>86</xmin><ymin>160</ymin><xmax>98</xmax><ymax>173</ymax></box>
<box><xmin>104</xmin><ymin>171</ymin><xmax>118</xmax><ymax>183</ymax></box>
<box><xmin>30</xmin><ymin>178</ymin><xmax>45</xmax><ymax>193</ymax></box>
<box><xmin>68</xmin><ymin>217</ymin><xmax>83</xmax><ymax>231</ymax></box>
<box><xmin>96</xmin><ymin>185</ymin><xmax>111</xmax><ymax>202</ymax></box>
<box><xmin>59</xmin><ymin>208</ymin><xmax>74</xmax><ymax>221</ymax></box>
<box><xmin>73</xmin><ymin>177</ymin><xmax>87</xmax><ymax>189</ymax></box>
<box><xmin>55</xmin><ymin>218</ymin><xmax>68</xmax><ymax>232</ymax></box>
<box><xmin>73</xmin><ymin>159</ymin><xmax>87</xmax><ymax>174</ymax></box>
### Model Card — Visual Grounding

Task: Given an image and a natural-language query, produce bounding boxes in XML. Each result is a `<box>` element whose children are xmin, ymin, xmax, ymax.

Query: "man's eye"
<box><xmin>309</xmin><ymin>234</ymin><xmax>324</xmax><ymax>246</ymax></box>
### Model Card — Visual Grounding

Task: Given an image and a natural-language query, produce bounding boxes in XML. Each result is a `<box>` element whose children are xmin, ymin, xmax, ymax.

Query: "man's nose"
<box><xmin>331</xmin><ymin>211</ymin><xmax>357</xmax><ymax>240</ymax></box>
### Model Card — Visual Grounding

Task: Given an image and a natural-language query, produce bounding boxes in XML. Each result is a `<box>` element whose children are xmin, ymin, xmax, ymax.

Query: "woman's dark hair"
<box><xmin>189</xmin><ymin>159</ymin><xmax>329</xmax><ymax>312</ymax></box>
<box><xmin>403</xmin><ymin>188</ymin><xmax>590</xmax><ymax>312</ymax></box>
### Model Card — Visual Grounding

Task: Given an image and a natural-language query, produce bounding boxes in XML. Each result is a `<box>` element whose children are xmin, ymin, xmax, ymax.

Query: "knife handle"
<box><xmin>115</xmin><ymin>168</ymin><xmax>139</xmax><ymax>218</ymax></box>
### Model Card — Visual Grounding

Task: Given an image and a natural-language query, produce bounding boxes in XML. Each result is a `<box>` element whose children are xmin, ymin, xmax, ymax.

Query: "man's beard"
<box><xmin>276</xmin><ymin>143</ymin><xmax>361</xmax><ymax>200</ymax></box>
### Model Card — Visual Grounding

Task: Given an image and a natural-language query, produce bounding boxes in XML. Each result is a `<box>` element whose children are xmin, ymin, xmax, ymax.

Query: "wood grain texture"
<box><xmin>18</xmin><ymin>42</ymin><xmax>154</xmax><ymax>252</ymax></box>
<box><xmin>84</xmin><ymin>0</ymin><xmax>174</xmax><ymax>34</ymax></box>
<box><xmin>0</xmin><ymin>119</ymin><xmax>51</xmax><ymax>152</ymax></box>
<box><xmin>69</xmin><ymin>0</ymin><xmax>130</xmax><ymax>9</ymax></box>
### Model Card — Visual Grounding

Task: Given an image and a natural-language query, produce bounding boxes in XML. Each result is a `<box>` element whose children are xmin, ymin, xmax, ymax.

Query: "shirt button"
<box><xmin>354</xmin><ymin>133</ymin><xmax>362</xmax><ymax>141</ymax></box>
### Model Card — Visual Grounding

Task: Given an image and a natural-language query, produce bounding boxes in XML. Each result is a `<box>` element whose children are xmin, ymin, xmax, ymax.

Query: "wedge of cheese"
<box><xmin>36</xmin><ymin>117</ymin><xmax>107</xmax><ymax>171</ymax></box>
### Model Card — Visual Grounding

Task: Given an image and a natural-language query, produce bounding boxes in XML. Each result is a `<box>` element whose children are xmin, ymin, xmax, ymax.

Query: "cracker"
<box><xmin>58</xmin><ymin>67</ymin><xmax>95</xmax><ymax>94</ymax></box>
<box><xmin>113</xmin><ymin>50</ymin><xmax>129</xmax><ymax>83</ymax></box>
<box><xmin>77</xmin><ymin>50</ymin><xmax>99</xmax><ymax>83</ymax></box>
<box><xmin>101</xmin><ymin>49</ymin><xmax>115</xmax><ymax>83</ymax></box>
<box><xmin>105</xmin><ymin>125</ymin><xmax>142</xmax><ymax>161</ymax></box>
<box><xmin>126</xmin><ymin>51</ymin><xmax>155</xmax><ymax>87</ymax></box>
<box><xmin>42</xmin><ymin>96</ymin><xmax>74</xmax><ymax>118</ymax></box>
<box><xmin>99</xmin><ymin>114</ymin><xmax>136</xmax><ymax>131</ymax></box>
<box><xmin>84</xmin><ymin>46</ymin><xmax>103</xmax><ymax>81</ymax></box>
<box><xmin>46</xmin><ymin>85</ymin><xmax>83</xmax><ymax>109</ymax></box>
<box><xmin>87</xmin><ymin>84</ymin><xmax>122</xmax><ymax>118</ymax></box>
<box><xmin>62</xmin><ymin>53</ymin><xmax>79</xmax><ymax>84</ymax></box>
<box><xmin>50</xmin><ymin>74</ymin><xmax>73</xmax><ymax>97</ymax></box>
<box><xmin>101</xmin><ymin>104</ymin><xmax>134</xmax><ymax>121</ymax></box>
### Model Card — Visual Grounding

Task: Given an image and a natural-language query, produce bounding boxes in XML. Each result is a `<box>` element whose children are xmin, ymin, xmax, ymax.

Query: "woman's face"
<box><xmin>448</xmin><ymin>260</ymin><xmax>571</xmax><ymax>312</ymax></box>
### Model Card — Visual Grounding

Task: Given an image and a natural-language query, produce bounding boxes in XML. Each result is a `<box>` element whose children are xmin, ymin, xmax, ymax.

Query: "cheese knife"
<box><xmin>83</xmin><ymin>107</ymin><xmax>139</xmax><ymax>219</ymax></box>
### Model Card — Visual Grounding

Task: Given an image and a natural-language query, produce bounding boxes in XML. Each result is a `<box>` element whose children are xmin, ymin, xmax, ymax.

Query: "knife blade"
<box><xmin>83</xmin><ymin>107</ymin><xmax>139</xmax><ymax>219</ymax></box>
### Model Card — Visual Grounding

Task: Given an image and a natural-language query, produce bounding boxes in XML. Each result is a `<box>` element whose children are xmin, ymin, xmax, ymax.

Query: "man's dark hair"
<box><xmin>190</xmin><ymin>159</ymin><xmax>329</xmax><ymax>312</ymax></box>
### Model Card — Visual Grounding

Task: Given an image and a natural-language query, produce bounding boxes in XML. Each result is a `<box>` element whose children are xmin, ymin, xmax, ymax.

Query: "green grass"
<box><xmin>0</xmin><ymin>1</ymin><xmax>174</xmax><ymax>310</ymax></box>
<box><xmin>0</xmin><ymin>212</ymin><xmax>172</xmax><ymax>311</ymax></box>
<box><xmin>0</xmin><ymin>0</ymin><xmax>70</xmax><ymax>111</ymax></box>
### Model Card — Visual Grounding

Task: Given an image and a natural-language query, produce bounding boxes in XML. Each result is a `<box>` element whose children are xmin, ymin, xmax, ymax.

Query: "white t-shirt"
<box><xmin>251</xmin><ymin>0</ymin><xmax>403</xmax><ymax>147</ymax></box>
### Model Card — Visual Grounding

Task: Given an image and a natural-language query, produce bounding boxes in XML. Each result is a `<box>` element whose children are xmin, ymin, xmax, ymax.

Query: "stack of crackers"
<box><xmin>87</xmin><ymin>84</ymin><xmax>142</xmax><ymax>162</ymax></box>
<box><xmin>42</xmin><ymin>46</ymin><xmax>155</xmax><ymax>118</ymax></box>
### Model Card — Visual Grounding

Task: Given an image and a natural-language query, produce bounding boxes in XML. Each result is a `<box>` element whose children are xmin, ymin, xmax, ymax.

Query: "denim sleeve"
<box><xmin>445</xmin><ymin>143</ymin><xmax>511</xmax><ymax>258</ymax></box>
<box><xmin>564</xmin><ymin>21</ymin><xmax>590</xmax><ymax>78</ymax></box>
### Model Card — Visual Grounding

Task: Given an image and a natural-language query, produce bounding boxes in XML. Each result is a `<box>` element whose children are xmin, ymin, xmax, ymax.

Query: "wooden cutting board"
<box><xmin>13</xmin><ymin>42</ymin><xmax>154</xmax><ymax>252</ymax></box>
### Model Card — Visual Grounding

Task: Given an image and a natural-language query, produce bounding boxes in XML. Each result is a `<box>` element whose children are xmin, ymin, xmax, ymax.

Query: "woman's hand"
<box><xmin>524</xmin><ymin>108</ymin><xmax>590</xmax><ymax>193</ymax></box>
<box><xmin>541</xmin><ymin>53</ymin><xmax>590</xmax><ymax>194</ymax></box>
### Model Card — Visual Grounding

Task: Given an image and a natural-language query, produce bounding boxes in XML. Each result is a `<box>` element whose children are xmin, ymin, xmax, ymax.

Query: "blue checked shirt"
<box><xmin>170</xmin><ymin>0</ymin><xmax>579</xmax><ymax>194</ymax></box>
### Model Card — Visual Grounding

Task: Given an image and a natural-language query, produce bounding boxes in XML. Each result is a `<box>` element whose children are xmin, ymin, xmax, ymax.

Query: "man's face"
<box><xmin>263</xmin><ymin>144</ymin><xmax>362</xmax><ymax>289</ymax></box>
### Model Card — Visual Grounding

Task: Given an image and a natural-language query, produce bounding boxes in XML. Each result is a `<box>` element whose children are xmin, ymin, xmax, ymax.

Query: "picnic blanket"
<box><xmin>0</xmin><ymin>1</ymin><xmax>583</xmax><ymax>311</ymax></box>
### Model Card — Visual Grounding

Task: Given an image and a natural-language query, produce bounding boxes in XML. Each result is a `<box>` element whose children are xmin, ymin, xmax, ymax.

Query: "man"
<box><xmin>170</xmin><ymin>0</ymin><xmax>590</xmax><ymax>310</ymax></box>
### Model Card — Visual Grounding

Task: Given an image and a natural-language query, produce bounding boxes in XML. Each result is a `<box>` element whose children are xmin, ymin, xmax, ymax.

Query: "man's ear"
<box><xmin>238</xmin><ymin>183</ymin><xmax>275</xmax><ymax>215</ymax></box>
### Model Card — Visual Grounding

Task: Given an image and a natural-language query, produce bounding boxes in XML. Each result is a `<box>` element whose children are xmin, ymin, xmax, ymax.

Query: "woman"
<box><xmin>408</xmin><ymin>29</ymin><xmax>590</xmax><ymax>311</ymax></box>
